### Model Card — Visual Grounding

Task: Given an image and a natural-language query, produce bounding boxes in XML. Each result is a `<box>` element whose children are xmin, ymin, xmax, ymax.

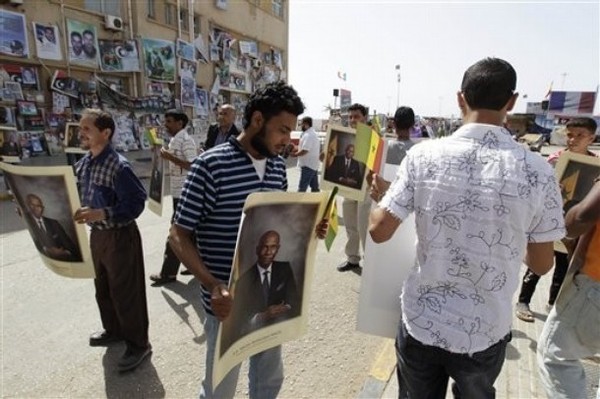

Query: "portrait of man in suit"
<box><xmin>24</xmin><ymin>193</ymin><xmax>82</xmax><ymax>262</ymax></box>
<box><xmin>324</xmin><ymin>143</ymin><xmax>365</xmax><ymax>189</ymax></box>
<box><xmin>227</xmin><ymin>230</ymin><xmax>301</xmax><ymax>344</ymax></box>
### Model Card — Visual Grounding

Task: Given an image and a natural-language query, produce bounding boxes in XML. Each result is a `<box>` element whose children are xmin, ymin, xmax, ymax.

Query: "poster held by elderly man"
<box><xmin>0</xmin><ymin>162</ymin><xmax>94</xmax><ymax>278</ymax></box>
<box><xmin>213</xmin><ymin>191</ymin><xmax>329</xmax><ymax>387</ymax></box>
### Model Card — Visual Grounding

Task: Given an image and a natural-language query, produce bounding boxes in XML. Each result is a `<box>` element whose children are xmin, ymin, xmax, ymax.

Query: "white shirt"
<box><xmin>380</xmin><ymin>123</ymin><xmax>565</xmax><ymax>354</ymax></box>
<box><xmin>167</xmin><ymin>129</ymin><xmax>197</xmax><ymax>197</ymax></box>
<box><xmin>297</xmin><ymin>127</ymin><xmax>321</xmax><ymax>171</ymax></box>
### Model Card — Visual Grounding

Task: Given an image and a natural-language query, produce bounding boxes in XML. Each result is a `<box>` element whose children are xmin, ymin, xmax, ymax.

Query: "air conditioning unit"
<box><xmin>104</xmin><ymin>15</ymin><xmax>123</xmax><ymax>31</ymax></box>
<box><xmin>252</xmin><ymin>59</ymin><xmax>262</xmax><ymax>69</ymax></box>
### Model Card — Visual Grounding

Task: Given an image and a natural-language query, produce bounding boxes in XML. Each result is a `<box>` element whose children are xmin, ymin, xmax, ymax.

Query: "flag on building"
<box><xmin>544</xmin><ymin>81</ymin><xmax>553</xmax><ymax>99</ymax></box>
<box><xmin>548</xmin><ymin>91</ymin><xmax>596</xmax><ymax>114</ymax></box>
<box><xmin>354</xmin><ymin>122</ymin><xmax>382</xmax><ymax>171</ymax></box>
<box><xmin>325</xmin><ymin>200</ymin><xmax>338</xmax><ymax>251</ymax></box>
<box><xmin>337</xmin><ymin>71</ymin><xmax>347</xmax><ymax>81</ymax></box>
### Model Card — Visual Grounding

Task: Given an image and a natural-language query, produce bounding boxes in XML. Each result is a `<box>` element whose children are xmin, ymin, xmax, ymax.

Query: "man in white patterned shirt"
<box><xmin>369</xmin><ymin>58</ymin><xmax>565</xmax><ymax>398</ymax></box>
<box><xmin>150</xmin><ymin>109</ymin><xmax>197</xmax><ymax>285</ymax></box>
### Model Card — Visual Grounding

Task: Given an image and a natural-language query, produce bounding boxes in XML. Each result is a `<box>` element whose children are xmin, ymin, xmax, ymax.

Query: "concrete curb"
<box><xmin>357</xmin><ymin>338</ymin><xmax>396</xmax><ymax>398</ymax></box>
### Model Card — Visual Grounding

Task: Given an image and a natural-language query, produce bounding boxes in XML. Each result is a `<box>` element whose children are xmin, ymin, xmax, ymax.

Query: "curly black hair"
<box><xmin>243</xmin><ymin>81</ymin><xmax>305</xmax><ymax>129</ymax></box>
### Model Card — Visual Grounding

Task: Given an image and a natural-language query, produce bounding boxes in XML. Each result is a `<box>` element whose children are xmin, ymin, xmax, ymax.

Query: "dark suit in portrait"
<box><xmin>27</xmin><ymin>214</ymin><xmax>82</xmax><ymax>262</ymax></box>
<box><xmin>325</xmin><ymin>154</ymin><xmax>364</xmax><ymax>189</ymax></box>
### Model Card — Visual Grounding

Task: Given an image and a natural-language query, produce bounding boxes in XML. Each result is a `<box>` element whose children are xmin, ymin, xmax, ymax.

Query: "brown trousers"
<box><xmin>91</xmin><ymin>223</ymin><xmax>149</xmax><ymax>349</ymax></box>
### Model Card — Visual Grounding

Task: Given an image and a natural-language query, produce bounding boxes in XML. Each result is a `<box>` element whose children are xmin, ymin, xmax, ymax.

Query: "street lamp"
<box><xmin>395</xmin><ymin>64</ymin><xmax>401</xmax><ymax>109</ymax></box>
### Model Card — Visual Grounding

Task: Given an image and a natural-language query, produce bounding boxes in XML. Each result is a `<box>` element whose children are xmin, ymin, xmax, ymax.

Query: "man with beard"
<box><xmin>82</xmin><ymin>30</ymin><xmax>97</xmax><ymax>59</ymax></box>
<box><xmin>69</xmin><ymin>32</ymin><xmax>83</xmax><ymax>59</ymax></box>
<box><xmin>169</xmin><ymin>81</ymin><xmax>327</xmax><ymax>398</ymax></box>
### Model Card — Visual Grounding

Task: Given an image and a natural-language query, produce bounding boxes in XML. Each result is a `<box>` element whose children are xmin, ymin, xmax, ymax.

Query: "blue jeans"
<box><xmin>199</xmin><ymin>314</ymin><xmax>284</xmax><ymax>399</ymax></box>
<box><xmin>396</xmin><ymin>321</ymin><xmax>509</xmax><ymax>398</ymax></box>
<box><xmin>537</xmin><ymin>273</ymin><xmax>600</xmax><ymax>399</ymax></box>
<box><xmin>298</xmin><ymin>166</ymin><xmax>319</xmax><ymax>192</ymax></box>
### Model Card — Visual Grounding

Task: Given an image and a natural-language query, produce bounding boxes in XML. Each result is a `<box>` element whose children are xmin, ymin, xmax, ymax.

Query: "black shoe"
<box><xmin>180</xmin><ymin>269</ymin><xmax>192</xmax><ymax>276</ymax></box>
<box><xmin>150</xmin><ymin>273</ymin><xmax>176</xmax><ymax>286</ymax></box>
<box><xmin>118</xmin><ymin>345</ymin><xmax>152</xmax><ymax>372</ymax></box>
<box><xmin>337</xmin><ymin>261</ymin><xmax>360</xmax><ymax>272</ymax></box>
<box><xmin>89</xmin><ymin>330</ymin><xmax>122</xmax><ymax>347</ymax></box>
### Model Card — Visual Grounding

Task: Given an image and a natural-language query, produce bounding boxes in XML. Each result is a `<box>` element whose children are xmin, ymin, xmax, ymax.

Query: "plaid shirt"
<box><xmin>75</xmin><ymin>144</ymin><xmax>147</xmax><ymax>230</ymax></box>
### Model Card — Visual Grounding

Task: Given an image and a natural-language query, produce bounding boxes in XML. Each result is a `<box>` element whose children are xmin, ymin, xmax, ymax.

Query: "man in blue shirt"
<box><xmin>169</xmin><ymin>82</ymin><xmax>324</xmax><ymax>398</ymax></box>
<box><xmin>73</xmin><ymin>109</ymin><xmax>150</xmax><ymax>373</ymax></box>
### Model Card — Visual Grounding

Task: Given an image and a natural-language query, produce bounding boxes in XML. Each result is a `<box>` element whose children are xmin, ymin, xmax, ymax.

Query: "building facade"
<box><xmin>0</xmin><ymin>0</ymin><xmax>288</xmax><ymax>154</ymax></box>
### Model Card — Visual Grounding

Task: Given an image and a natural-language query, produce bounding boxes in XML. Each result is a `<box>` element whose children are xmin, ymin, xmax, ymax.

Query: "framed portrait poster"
<box><xmin>553</xmin><ymin>151</ymin><xmax>600</xmax><ymax>253</ymax></box>
<box><xmin>214</xmin><ymin>191</ymin><xmax>329</xmax><ymax>388</ymax></box>
<box><xmin>0</xmin><ymin>162</ymin><xmax>94</xmax><ymax>278</ymax></box>
<box><xmin>147</xmin><ymin>145</ymin><xmax>165</xmax><ymax>216</ymax></box>
<box><xmin>321</xmin><ymin>125</ymin><xmax>368</xmax><ymax>201</ymax></box>
<box><xmin>63</xmin><ymin>122</ymin><xmax>86</xmax><ymax>154</ymax></box>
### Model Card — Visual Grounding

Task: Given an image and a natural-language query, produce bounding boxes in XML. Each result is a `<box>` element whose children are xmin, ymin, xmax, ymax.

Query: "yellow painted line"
<box><xmin>369</xmin><ymin>338</ymin><xmax>396</xmax><ymax>381</ymax></box>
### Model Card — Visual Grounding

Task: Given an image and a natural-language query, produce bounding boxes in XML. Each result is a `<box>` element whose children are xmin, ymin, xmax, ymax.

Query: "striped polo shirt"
<box><xmin>174</xmin><ymin>137</ymin><xmax>288</xmax><ymax>314</ymax></box>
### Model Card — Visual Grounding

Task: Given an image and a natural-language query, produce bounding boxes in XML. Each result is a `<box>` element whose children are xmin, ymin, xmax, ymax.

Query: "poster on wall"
<box><xmin>177</xmin><ymin>39</ymin><xmax>196</xmax><ymax>61</ymax></box>
<box><xmin>195</xmin><ymin>88</ymin><xmax>209</xmax><ymax>117</ymax></box>
<box><xmin>142</xmin><ymin>38</ymin><xmax>176</xmax><ymax>83</ymax></box>
<box><xmin>0</xmin><ymin>64</ymin><xmax>39</xmax><ymax>90</ymax></box>
<box><xmin>98</xmin><ymin>39</ymin><xmax>140</xmax><ymax>72</ymax></box>
<box><xmin>66</xmin><ymin>19</ymin><xmax>99</xmax><ymax>68</ymax></box>
<box><xmin>179</xmin><ymin>58</ymin><xmax>197</xmax><ymax>80</ymax></box>
<box><xmin>32</xmin><ymin>22</ymin><xmax>63</xmax><ymax>61</ymax></box>
<box><xmin>0</xmin><ymin>10</ymin><xmax>28</xmax><ymax>58</ymax></box>
<box><xmin>180</xmin><ymin>77</ymin><xmax>196</xmax><ymax>108</ymax></box>
<box><xmin>51</xmin><ymin>70</ymin><xmax>81</xmax><ymax>99</ymax></box>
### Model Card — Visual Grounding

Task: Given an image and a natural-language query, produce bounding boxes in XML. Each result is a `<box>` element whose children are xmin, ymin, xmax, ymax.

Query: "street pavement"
<box><xmin>1</xmin><ymin>150</ymin><xmax>383</xmax><ymax>398</ymax></box>
<box><xmin>2</xmin><ymin>143</ymin><xmax>599</xmax><ymax>398</ymax></box>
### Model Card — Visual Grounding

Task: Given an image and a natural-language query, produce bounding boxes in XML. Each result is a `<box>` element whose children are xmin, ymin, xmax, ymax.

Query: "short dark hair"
<box><xmin>566</xmin><ymin>117</ymin><xmax>597</xmax><ymax>134</ymax></box>
<box><xmin>301</xmin><ymin>116</ymin><xmax>312</xmax><ymax>127</ymax></box>
<box><xmin>70</xmin><ymin>31</ymin><xmax>81</xmax><ymax>40</ymax></box>
<box><xmin>82</xmin><ymin>108</ymin><xmax>116</xmax><ymax>140</ymax></box>
<box><xmin>394</xmin><ymin>106</ymin><xmax>415</xmax><ymax>130</ymax></box>
<box><xmin>165</xmin><ymin>108</ymin><xmax>189</xmax><ymax>128</ymax></box>
<box><xmin>243</xmin><ymin>81</ymin><xmax>305</xmax><ymax>129</ymax></box>
<box><xmin>460</xmin><ymin>57</ymin><xmax>516</xmax><ymax>111</ymax></box>
<box><xmin>82</xmin><ymin>30</ymin><xmax>94</xmax><ymax>38</ymax></box>
<box><xmin>348</xmin><ymin>103</ymin><xmax>367</xmax><ymax>117</ymax></box>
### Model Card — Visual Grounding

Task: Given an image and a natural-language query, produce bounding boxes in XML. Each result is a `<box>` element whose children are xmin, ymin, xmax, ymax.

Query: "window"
<box><xmin>271</xmin><ymin>0</ymin><xmax>283</xmax><ymax>18</ymax></box>
<box><xmin>165</xmin><ymin>3</ymin><xmax>177</xmax><ymax>26</ymax></box>
<box><xmin>147</xmin><ymin>0</ymin><xmax>155</xmax><ymax>19</ymax></box>
<box><xmin>84</xmin><ymin>0</ymin><xmax>121</xmax><ymax>16</ymax></box>
<box><xmin>180</xmin><ymin>9</ymin><xmax>189</xmax><ymax>32</ymax></box>
<box><xmin>193</xmin><ymin>13</ymin><xmax>201</xmax><ymax>36</ymax></box>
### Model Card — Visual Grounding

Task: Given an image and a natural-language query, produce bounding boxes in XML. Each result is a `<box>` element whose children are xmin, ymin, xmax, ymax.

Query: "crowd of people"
<box><xmin>11</xmin><ymin>58</ymin><xmax>599</xmax><ymax>398</ymax></box>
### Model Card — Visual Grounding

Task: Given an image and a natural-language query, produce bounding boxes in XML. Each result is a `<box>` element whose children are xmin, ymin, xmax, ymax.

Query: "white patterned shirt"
<box><xmin>167</xmin><ymin>129</ymin><xmax>197</xmax><ymax>198</ymax></box>
<box><xmin>379</xmin><ymin>123</ymin><xmax>565</xmax><ymax>354</ymax></box>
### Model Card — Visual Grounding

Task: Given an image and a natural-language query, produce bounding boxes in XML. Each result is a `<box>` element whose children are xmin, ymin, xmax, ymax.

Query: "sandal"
<box><xmin>515</xmin><ymin>302</ymin><xmax>534</xmax><ymax>322</ymax></box>
<box><xmin>149</xmin><ymin>274</ymin><xmax>176</xmax><ymax>286</ymax></box>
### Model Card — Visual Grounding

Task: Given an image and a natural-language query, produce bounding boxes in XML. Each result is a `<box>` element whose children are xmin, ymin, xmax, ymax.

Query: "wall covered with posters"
<box><xmin>0</xmin><ymin>1</ymin><xmax>289</xmax><ymax>158</ymax></box>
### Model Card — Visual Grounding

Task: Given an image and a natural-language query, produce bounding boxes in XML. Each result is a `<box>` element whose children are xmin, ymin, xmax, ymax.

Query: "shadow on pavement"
<box><xmin>102</xmin><ymin>344</ymin><xmax>165</xmax><ymax>398</ymax></box>
<box><xmin>160</xmin><ymin>278</ymin><xmax>207</xmax><ymax>345</ymax></box>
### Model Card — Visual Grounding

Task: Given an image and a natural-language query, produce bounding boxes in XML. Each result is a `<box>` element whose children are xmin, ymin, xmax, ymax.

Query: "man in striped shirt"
<box><xmin>169</xmin><ymin>81</ymin><xmax>306</xmax><ymax>399</ymax></box>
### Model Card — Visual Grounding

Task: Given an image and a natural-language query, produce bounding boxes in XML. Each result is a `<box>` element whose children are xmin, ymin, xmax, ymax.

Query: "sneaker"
<box><xmin>149</xmin><ymin>274</ymin><xmax>176</xmax><ymax>287</ymax></box>
<box><xmin>118</xmin><ymin>345</ymin><xmax>152</xmax><ymax>372</ymax></box>
<box><xmin>515</xmin><ymin>302</ymin><xmax>534</xmax><ymax>322</ymax></box>
<box><xmin>337</xmin><ymin>261</ymin><xmax>360</xmax><ymax>272</ymax></box>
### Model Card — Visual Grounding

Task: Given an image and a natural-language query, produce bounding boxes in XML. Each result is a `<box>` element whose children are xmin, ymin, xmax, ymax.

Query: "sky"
<box><xmin>288</xmin><ymin>1</ymin><xmax>600</xmax><ymax>120</ymax></box>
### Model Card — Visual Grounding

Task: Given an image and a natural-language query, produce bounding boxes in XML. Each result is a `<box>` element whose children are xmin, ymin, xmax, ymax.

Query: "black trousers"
<box><xmin>91</xmin><ymin>222</ymin><xmax>149</xmax><ymax>349</ymax></box>
<box><xmin>517</xmin><ymin>251</ymin><xmax>569</xmax><ymax>305</ymax></box>
<box><xmin>158</xmin><ymin>197</ymin><xmax>182</xmax><ymax>277</ymax></box>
